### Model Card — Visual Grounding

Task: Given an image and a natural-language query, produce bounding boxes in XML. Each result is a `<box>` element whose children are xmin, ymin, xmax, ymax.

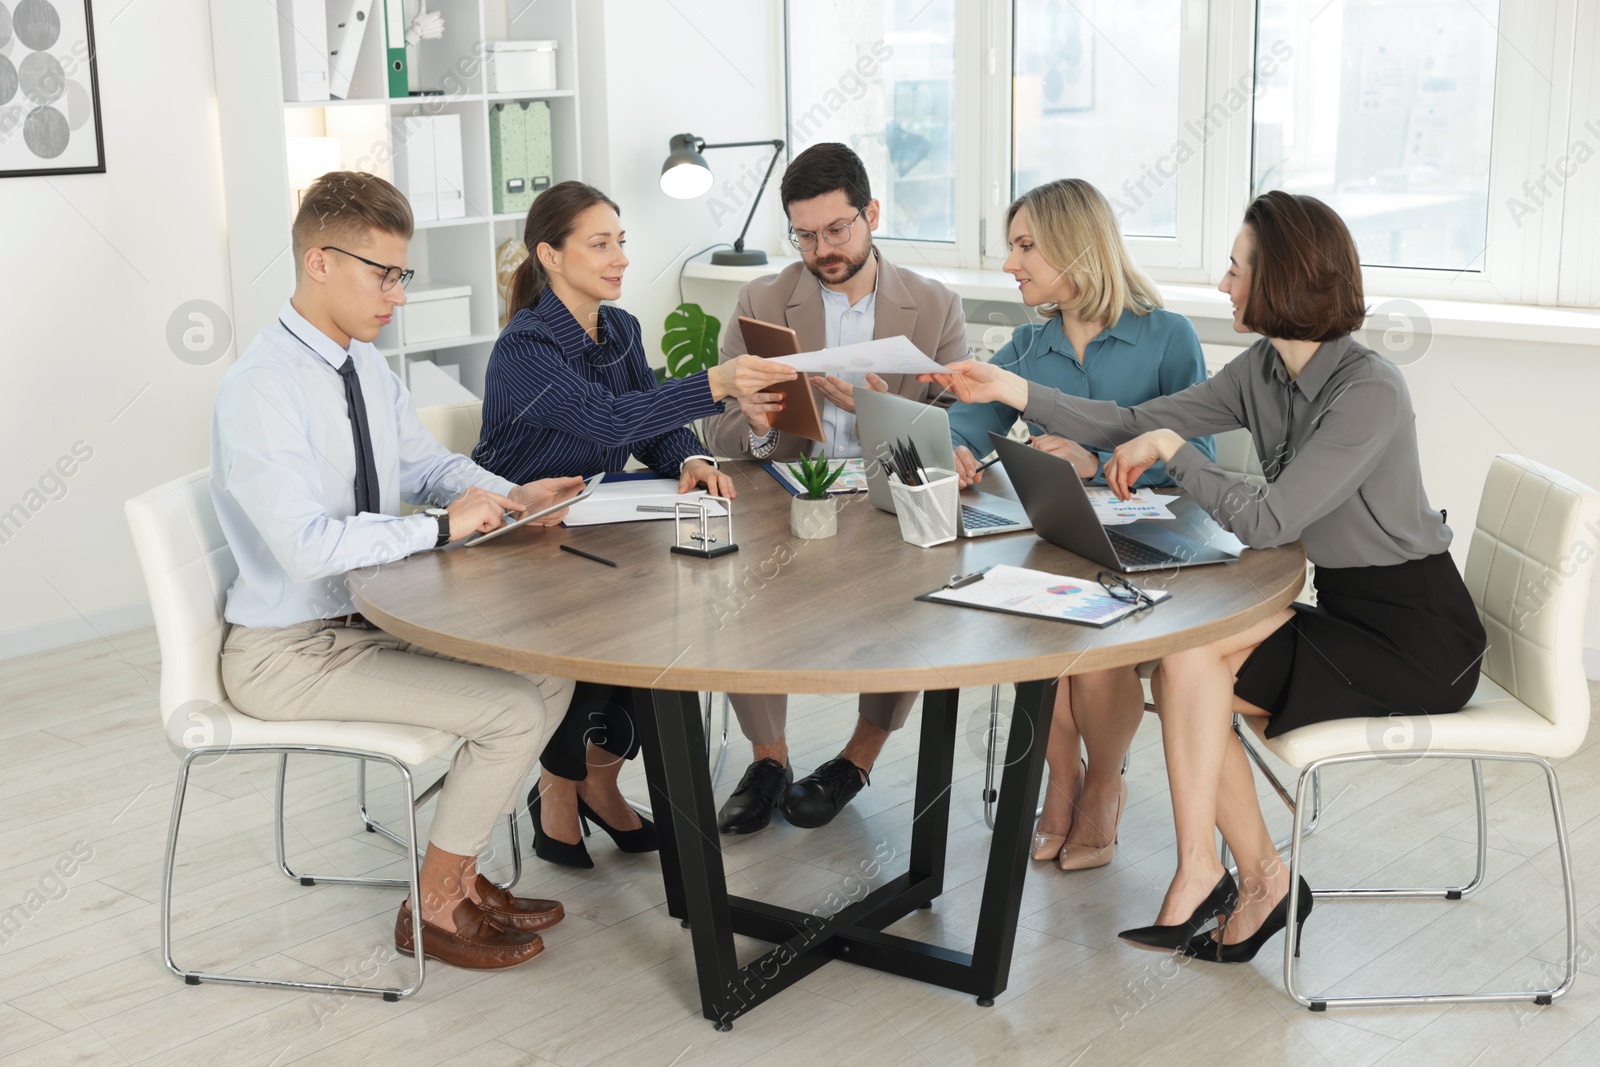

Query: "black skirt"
<box><xmin>1234</xmin><ymin>551</ymin><xmax>1487</xmax><ymax>738</ymax></box>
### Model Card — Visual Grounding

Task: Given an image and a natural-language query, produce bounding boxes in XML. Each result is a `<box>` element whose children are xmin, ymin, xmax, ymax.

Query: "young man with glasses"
<box><xmin>703</xmin><ymin>143</ymin><xmax>970</xmax><ymax>835</ymax></box>
<box><xmin>212</xmin><ymin>171</ymin><xmax>583</xmax><ymax>970</ymax></box>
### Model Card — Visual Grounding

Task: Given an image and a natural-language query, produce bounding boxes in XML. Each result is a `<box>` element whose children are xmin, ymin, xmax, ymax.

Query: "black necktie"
<box><xmin>338</xmin><ymin>356</ymin><xmax>380</xmax><ymax>515</ymax></box>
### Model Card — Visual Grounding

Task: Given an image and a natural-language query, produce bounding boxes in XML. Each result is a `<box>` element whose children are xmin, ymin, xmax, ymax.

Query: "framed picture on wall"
<box><xmin>0</xmin><ymin>0</ymin><xmax>106</xmax><ymax>178</ymax></box>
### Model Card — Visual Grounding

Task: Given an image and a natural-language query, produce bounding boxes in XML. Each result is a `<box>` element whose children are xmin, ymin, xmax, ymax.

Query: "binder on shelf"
<box><xmin>277</xmin><ymin>0</ymin><xmax>329</xmax><ymax>102</ymax></box>
<box><xmin>382</xmin><ymin>0</ymin><xmax>409</xmax><ymax>98</ymax></box>
<box><xmin>326</xmin><ymin>0</ymin><xmax>375</xmax><ymax>100</ymax></box>
<box><xmin>490</xmin><ymin>100</ymin><xmax>553</xmax><ymax>216</ymax></box>
<box><xmin>432</xmin><ymin>114</ymin><xmax>466</xmax><ymax>220</ymax></box>
<box><xmin>393</xmin><ymin>114</ymin><xmax>437</xmax><ymax>222</ymax></box>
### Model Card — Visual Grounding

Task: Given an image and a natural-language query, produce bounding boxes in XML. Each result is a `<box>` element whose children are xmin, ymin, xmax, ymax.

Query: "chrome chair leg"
<box><xmin>985</xmin><ymin>685</ymin><xmax>1133</xmax><ymax>832</ymax></box>
<box><xmin>339</xmin><ymin>758</ymin><xmax>521</xmax><ymax>890</ymax></box>
<box><xmin>983</xmin><ymin>685</ymin><xmax>1001</xmax><ymax>830</ymax></box>
<box><xmin>1282</xmin><ymin>751</ymin><xmax>1574</xmax><ymax>1011</ymax></box>
<box><xmin>167</xmin><ymin>744</ymin><xmax>425</xmax><ymax>1001</ymax></box>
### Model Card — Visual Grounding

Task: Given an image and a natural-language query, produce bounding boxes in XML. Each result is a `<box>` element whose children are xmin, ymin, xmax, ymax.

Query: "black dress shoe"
<box><xmin>717</xmin><ymin>758</ymin><xmax>793</xmax><ymax>834</ymax></box>
<box><xmin>577</xmin><ymin>797</ymin><xmax>659</xmax><ymax>854</ymax></box>
<box><xmin>780</xmin><ymin>757</ymin><xmax>868</xmax><ymax>829</ymax></box>
<box><xmin>1117</xmin><ymin>871</ymin><xmax>1237</xmax><ymax>952</ymax></box>
<box><xmin>1185</xmin><ymin>876</ymin><xmax>1314</xmax><ymax>963</ymax></box>
<box><xmin>528</xmin><ymin>785</ymin><xmax>593</xmax><ymax>869</ymax></box>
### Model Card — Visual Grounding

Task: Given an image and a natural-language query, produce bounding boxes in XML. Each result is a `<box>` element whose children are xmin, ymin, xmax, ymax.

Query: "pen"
<box><xmin>973</xmin><ymin>455</ymin><xmax>1002</xmax><ymax>474</ymax></box>
<box><xmin>635</xmin><ymin>505</ymin><xmax>678</xmax><ymax>513</ymax></box>
<box><xmin>560</xmin><ymin>544</ymin><xmax>618</xmax><ymax>568</ymax></box>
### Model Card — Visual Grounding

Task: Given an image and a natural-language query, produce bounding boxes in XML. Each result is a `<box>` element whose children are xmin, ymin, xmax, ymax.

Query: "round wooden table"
<box><xmin>352</xmin><ymin>462</ymin><xmax>1305</xmax><ymax>1029</ymax></box>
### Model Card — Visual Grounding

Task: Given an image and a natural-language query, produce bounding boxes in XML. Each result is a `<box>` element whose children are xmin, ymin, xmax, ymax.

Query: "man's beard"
<box><xmin>806</xmin><ymin>241</ymin><xmax>872</xmax><ymax>285</ymax></box>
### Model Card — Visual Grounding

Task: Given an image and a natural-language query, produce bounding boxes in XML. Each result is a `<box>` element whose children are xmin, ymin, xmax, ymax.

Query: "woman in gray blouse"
<box><xmin>924</xmin><ymin>191</ymin><xmax>1486</xmax><ymax>964</ymax></box>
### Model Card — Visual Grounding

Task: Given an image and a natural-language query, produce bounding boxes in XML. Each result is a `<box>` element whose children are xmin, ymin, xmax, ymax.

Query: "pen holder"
<box><xmin>888</xmin><ymin>468</ymin><xmax>959</xmax><ymax>548</ymax></box>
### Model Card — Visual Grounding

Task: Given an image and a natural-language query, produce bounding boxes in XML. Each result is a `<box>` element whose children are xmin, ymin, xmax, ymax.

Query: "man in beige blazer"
<box><xmin>703</xmin><ymin>143</ymin><xmax>969</xmax><ymax>836</ymax></box>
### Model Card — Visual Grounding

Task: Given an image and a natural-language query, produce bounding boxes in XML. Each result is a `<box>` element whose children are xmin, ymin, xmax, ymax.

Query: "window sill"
<box><xmin>681</xmin><ymin>257</ymin><xmax>1600</xmax><ymax>349</ymax></box>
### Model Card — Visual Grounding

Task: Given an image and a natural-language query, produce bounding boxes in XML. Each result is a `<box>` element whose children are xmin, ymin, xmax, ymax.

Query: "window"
<box><xmin>1252</xmin><ymin>0</ymin><xmax>1500</xmax><ymax>272</ymax></box>
<box><xmin>785</xmin><ymin>0</ymin><xmax>958</xmax><ymax>244</ymax></box>
<box><xmin>782</xmin><ymin>0</ymin><xmax>1592</xmax><ymax>305</ymax></box>
<box><xmin>1012</xmin><ymin>0</ymin><xmax>1184</xmax><ymax>239</ymax></box>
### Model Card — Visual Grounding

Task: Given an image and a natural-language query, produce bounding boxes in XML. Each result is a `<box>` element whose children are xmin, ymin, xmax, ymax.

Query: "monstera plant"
<box><xmin>658</xmin><ymin>302</ymin><xmax>721</xmax><ymax>383</ymax></box>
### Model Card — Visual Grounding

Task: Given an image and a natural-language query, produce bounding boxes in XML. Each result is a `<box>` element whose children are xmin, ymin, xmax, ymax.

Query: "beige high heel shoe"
<box><xmin>1032</xmin><ymin>759</ymin><xmax>1086</xmax><ymax>861</ymax></box>
<box><xmin>1059</xmin><ymin>775</ymin><xmax>1127</xmax><ymax>871</ymax></box>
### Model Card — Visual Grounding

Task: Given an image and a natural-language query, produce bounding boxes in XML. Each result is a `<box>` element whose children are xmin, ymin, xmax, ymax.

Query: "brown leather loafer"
<box><xmin>474</xmin><ymin>874</ymin><xmax>565</xmax><ymax>932</ymax></box>
<box><xmin>394</xmin><ymin>897</ymin><xmax>544</xmax><ymax>970</ymax></box>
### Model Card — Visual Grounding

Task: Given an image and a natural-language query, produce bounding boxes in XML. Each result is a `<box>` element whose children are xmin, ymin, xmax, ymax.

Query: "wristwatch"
<box><xmin>425</xmin><ymin>507</ymin><xmax>450</xmax><ymax>547</ymax></box>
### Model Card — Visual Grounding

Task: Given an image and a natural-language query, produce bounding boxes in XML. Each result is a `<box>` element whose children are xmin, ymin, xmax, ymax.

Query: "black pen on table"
<box><xmin>560</xmin><ymin>544</ymin><xmax>617</xmax><ymax>568</ymax></box>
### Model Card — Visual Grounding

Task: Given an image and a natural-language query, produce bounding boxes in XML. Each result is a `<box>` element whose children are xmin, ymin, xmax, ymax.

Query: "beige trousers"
<box><xmin>727</xmin><ymin>691</ymin><xmax>918</xmax><ymax>747</ymax></box>
<box><xmin>221</xmin><ymin>618</ymin><xmax>573</xmax><ymax>856</ymax></box>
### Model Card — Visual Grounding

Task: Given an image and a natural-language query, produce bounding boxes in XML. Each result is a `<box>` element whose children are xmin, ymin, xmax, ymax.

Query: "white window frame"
<box><xmin>784</xmin><ymin>0</ymin><xmax>1598</xmax><ymax>309</ymax></box>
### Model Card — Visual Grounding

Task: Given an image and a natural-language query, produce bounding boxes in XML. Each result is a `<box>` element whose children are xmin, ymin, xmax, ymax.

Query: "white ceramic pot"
<box><xmin>789</xmin><ymin>495</ymin><xmax>837</xmax><ymax>539</ymax></box>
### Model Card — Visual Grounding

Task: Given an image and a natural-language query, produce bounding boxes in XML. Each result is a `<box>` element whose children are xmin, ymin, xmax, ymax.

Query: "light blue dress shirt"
<box><xmin>947</xmin><ymin>307</ymin><xmax>1214</xmax><ymax>487</ymax></box>
<box><xmin>211</xmin><ymin>301</ymin><xmax>516</xmax><ymax>628</ymax></box>
<box><xmin>814</xmin><ymin>272</ymin><xmax>878</xmax><ymax>458</ymax></box>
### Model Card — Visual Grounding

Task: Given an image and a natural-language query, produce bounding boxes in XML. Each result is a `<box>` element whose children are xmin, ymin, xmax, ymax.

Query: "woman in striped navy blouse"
<box><xmin>475</xmin><ymin>181</ymin><xmax>794</xmax><ymax>870</ymax></box>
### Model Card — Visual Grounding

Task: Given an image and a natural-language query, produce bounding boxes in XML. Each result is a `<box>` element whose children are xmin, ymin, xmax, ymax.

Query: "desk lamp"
<box><xmin>660</xmin><ymin>133</ymin><xmax>786</xmax><ymax>266</ymax></box>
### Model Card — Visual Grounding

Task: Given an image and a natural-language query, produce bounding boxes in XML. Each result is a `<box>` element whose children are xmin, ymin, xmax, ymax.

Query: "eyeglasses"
<box><xmin>1096</xmin><ymin>571</ymin><xmax>1156</xmax><ymax>617</ymax></box>
<box><xmin>321</xmin><ymin>246</ymin><xmax>415</xmax><ymax>291</ymax></box>
<box><xmin>787</xmin><ymin>208</ymin><xmax>865</xmax><ymax>252</ymax></box>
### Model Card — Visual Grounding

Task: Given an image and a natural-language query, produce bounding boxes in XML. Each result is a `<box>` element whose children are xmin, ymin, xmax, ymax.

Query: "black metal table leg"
<box><xmin>645</xmin><ymin>688</ymin><xmax>741</xmax><ymax>1028</ymax></box>
<box><xmin>632</xmin><ymin>688</ymin><xmax>686</xmax><ymax>923</ymax></box>
<box><xmin>969</xmin><ymin>677</ymin><xmax>1056</xmax><ymax>1005</ymax></box>
<box><xmin>908</xmin><ymin>689</ymin><xmax>959</xmax><ymax>893</ymax></box>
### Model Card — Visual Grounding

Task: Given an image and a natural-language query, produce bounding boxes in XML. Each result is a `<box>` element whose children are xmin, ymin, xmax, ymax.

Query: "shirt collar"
<box><xmin>1270</xmin><ymin>335</ymin><xmax>1353</xmax><ymax>401</ymax></box>
<box><xmin>818</xmin><ymin>248</ymin><xmax>881</xmax><ymax>311</ymax></box>
<box><xmin>278</xmin><ymin>300</ymin><xmax>352</xmax><ymax>371</ymax></box>
<box><xmin>1035</xmin><ymin>307</ymin><xmax>1142</xmax><ymax>360</ymax></box>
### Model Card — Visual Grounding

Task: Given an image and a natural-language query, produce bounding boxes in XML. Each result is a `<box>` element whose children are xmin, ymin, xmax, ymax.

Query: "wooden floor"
<box><xmin>2</xmin><ymin>628</ymin><xmax>1599</xmax><ymax>1066</ymax></box>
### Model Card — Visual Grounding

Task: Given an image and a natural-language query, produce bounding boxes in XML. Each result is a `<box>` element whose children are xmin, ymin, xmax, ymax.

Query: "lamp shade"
<box><xmin>660</xmin><ymin>133</ymin><xmax>713</xmax><ymax>199</ymax></box>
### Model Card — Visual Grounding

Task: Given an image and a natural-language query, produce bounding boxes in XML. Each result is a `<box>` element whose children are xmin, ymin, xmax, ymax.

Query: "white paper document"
<box><xmin>561</xmin><ymin>479</ymin><xmax>728</xmax><ymax>527</ymax></box>
<box><xmin>1083</xmin><ymin>488</ymin><xmax>1178</xmax><ymax>525</ymax></box>
<box><xmin>772</xmin><ymin>335</ymin><xmax>946</xmax><ymax>376</ymax></box>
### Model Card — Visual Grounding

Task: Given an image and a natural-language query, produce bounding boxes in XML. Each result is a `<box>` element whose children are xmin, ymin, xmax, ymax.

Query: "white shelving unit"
<box><xmin>210</xmin><ymin>0</ymin><xmax>582</xmax><ymax>397</ymax></box>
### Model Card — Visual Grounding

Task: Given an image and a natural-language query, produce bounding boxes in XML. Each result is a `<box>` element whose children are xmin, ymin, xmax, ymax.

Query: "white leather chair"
<box><xmin>127</xmin><ymin>469</ymin><xmax>510</xmax><ymax>1002</ymax></box>
<box><xmin>1251</xmin><ymin>455</ymin><xmax>1598</xmax><ymax>1011</ymax></box>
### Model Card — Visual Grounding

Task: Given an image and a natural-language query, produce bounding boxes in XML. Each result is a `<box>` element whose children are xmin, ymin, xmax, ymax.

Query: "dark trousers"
<box><xmin>539</xmin><ymin>683</ymin><xmax>641</xmax><ymax>781</ymax></box>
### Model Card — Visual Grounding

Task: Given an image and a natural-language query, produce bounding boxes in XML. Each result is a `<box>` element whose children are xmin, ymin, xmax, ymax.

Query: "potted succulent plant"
<box><xmin>787</xmin><ymin>453</ymin><xmax>844</xmax><ymax>539</ymax></box>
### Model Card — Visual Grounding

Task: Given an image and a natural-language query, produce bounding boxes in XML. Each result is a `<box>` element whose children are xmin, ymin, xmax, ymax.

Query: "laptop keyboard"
<box><xmin>960</xmin><ymin>504</ymin><xmax>1021</xmax><ymax>530</ymax></box>
<box><xmin>1106</xmin><ymin>528</ymin><xmax>1185</xmax><ymax>567</ymax></box>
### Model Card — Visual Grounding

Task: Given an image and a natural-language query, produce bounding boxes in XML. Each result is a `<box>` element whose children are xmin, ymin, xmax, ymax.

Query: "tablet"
<box><xmin>462</xmin><ymin>473</ymin><xmax>605</xmax><ymax>546</ymax></box>
<box><xmin>737</xmin><ymin>316</ymin><xmax>825</xmax><ymax>443</ymax></box>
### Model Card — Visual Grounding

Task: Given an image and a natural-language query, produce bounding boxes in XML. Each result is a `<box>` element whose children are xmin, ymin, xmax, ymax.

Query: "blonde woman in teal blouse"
<box><xmin>950</xmin><ymin>178</ymin><xmax>1214</xmax><ymax>873</ymax></box>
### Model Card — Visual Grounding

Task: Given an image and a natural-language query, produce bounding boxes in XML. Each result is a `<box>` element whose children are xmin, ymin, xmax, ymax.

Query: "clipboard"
<box><xmin>916</xmin><ymin>564</ymin><xmax>1171</xmax><ymax>628</ymax></box>
<box><xmin>737</xmin><ymin>316</ymin><xmax>825</xmax><ymax>443</ymax></box>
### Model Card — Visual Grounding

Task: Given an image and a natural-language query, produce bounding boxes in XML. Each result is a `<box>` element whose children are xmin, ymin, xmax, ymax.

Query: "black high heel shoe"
<box><xmin>1186</xmin><ymin>876</ymin><xmax>1314</xmax><ymax>963</ymax></box>
<box><xmin>1117</xmin><ymin>871</ymin><xmax>1238</xmax><ymax>952</ymax></box>
<box><xmin>528</xmin><ymin>785</ymin><xmax>593</xmax><ymax>870</ymax></box>
<box><xmin>576</xmin><ymin>797</ymin><xmax>659</xmax><ymax>854</ymax></box>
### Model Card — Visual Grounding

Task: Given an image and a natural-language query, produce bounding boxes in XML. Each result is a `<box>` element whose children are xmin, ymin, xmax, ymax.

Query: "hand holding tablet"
<box><xmin>463</xmin><ymin>474</ymin><xmax>606</xmax><ymax>546</ymax></box>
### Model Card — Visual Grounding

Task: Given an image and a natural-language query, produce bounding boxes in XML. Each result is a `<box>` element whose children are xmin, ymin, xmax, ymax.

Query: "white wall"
<box><xmin>576</xmin><ymin>0</ymin><xmax>787</xmax><ymax>366</ymax></box>
<box><xmin>0</xmin><ymin>0</ymin><xmax>233</xmax><ymax>657</ymax></box>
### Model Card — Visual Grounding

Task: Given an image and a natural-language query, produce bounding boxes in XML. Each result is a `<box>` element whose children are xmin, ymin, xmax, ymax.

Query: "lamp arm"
<box><xmin>727</xmin><ymin>140</ymin><xmax>786</xmax><ymax>253</ymax></box>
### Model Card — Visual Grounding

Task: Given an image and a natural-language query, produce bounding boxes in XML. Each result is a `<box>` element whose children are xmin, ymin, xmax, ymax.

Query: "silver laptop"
<box><xmin>988</xmin><ymin>432</ymin><xmax>1239</xmax><ymax>572</ymax></box>
<box><xmin>855</xmin><ymin>389</ymin><xmax>1032</xmax><ymax>538</ymax></box>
